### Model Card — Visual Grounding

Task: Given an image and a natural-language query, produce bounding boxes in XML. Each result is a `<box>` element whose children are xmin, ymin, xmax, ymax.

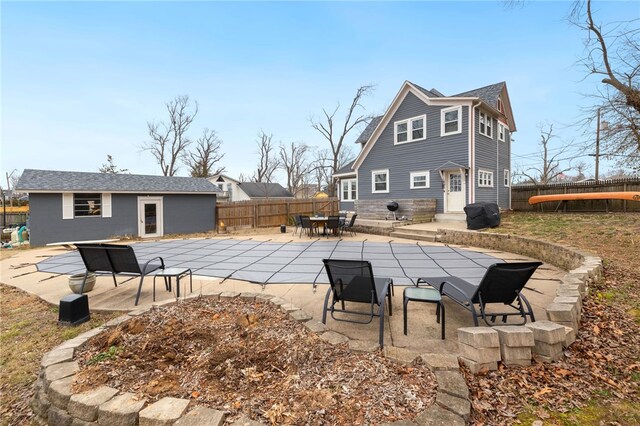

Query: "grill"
<box><xmin>386</xmin><ymin>201</ymin><xmax>399</xmax><ymax>220</ymax></box>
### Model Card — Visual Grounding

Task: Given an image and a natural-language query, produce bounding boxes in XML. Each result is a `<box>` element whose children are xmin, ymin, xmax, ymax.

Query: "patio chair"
<box><xmin>322</xmin><ymin>259</ymin><xmax>393</xmax><ymax>347</ymax></box>
<box><xmin>340</xmin><ymin>214</ymin><xmax>358</xmax><ymax>237</ymax></box>
<box><xmin>325</xmin><ymin>215</ymin><xmax>341</xmax><ymax>237</ymax></box>
<box><xmin>292</xmin><ymin>215</ymin><xmax>303</xmax><ymax>237</ymax></box>
<box><xmin>75</xmin><ymin>243</ymin><xmax>165</xmax><ymax>306</ymax></box>
<box><xmin>417</xmin><ymin>262</ymin><xmax>542</xmax><ymax>326</ymax></box>
<box><xmin>299</xmin><ymin>215</ymin><xmax>317</xmax><ymax>238</ymax></box>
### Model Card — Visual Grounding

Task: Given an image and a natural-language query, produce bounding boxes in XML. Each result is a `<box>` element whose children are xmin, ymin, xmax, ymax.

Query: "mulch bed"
<box><xmin>73</xmin><ymin>297</ymin><xmax>437</xmax><ymax>425</ymax></box>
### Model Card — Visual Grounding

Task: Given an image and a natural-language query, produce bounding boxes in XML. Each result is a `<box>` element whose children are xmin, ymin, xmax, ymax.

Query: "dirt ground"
<box><xmin>74</xmin><ymin>297</ymin><xmax>437</xmax><ymax>425</ymax></box>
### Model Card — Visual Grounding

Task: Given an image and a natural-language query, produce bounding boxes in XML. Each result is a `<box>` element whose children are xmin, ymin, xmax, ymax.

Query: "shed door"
<box><xmin>446</xmin><ymin>172</ymin><xmax>465</xmax><ymax>212</ymax></box>
<box><xmin>138</xmin><ymin>197</ymin><xmax>164</xmax><ymax>238</ymax></box>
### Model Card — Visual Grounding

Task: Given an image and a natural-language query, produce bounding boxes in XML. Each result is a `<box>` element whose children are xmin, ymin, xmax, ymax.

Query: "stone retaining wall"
<box><xmin>33</xmin><ymin>292</ymin><xmax>469</xmax><ymax>426</ymax></box>
<box><xmin>355</xmin><ymin>198</ymin><xmax>436</xmax><ymax>222</ymax></box>
<box><xmin>438</xmin><ymin>229</ymin><xmax>603</xmax><ymax>373</ymax></box>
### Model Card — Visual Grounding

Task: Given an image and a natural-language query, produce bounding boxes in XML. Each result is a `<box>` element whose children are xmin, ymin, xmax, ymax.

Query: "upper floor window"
<box><xmin>498</xmin><ymin>123</ymin><xmax>506</xmax><ymax>142</ymax></box>
<box><xmin>74</xmin><ymin>193</ymin><xmax>102</xmax><ymax>216</ymax></box>
<box><xmin>394</xmin><ymin>115</ymin><xmax>426</xmax><ymax>144</ymax></box>
<box><xmin>341</xmin><ymin>178</ymin><xmax>357</xmax><ymax>201</ymax></box>
<box><xmin>372</xmin><ymin>169</ymin><xmax>389</xmax><ymax>193</ymax></box>
<box><xmin>479</xmin><ymin>111</ymin><xmax>493</xmax><ymax>138</ymax></box>
<box><xmin>504</xmin><ymin>169</ymin><xmax>510</xmax><ymax>187</ymax></box>
<box><xmin>441</xmin><ymin>106</ymin><xmax>462</xmax><ymax>136</ymax></box>
<box><xmin>410</xmin><ymin>171</ymin><xmax>430</xmax><ymax>189</ymax></box>
<box><xmin>478</xmin><ymin>170</ymin><xmax>494</xmax><ymax>187</ymax></box>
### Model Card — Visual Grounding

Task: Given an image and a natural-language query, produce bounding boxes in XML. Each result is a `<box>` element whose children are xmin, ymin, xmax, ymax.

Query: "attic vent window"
<box><xmin>394</xmin><ymin>115</ymin><xmax>426</xmax><ymax>144</ymax></box>
<box><xmin>497</xmin><ymin>98</ymin><xmax>504</xmax><ymax>113</ymax></box>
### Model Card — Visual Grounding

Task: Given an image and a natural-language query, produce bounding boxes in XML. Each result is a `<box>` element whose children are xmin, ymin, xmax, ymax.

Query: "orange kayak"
<box><xmin>529</xmin><ymin>192</ymin><xmax>640</xmax><ymax>205</ymax></box>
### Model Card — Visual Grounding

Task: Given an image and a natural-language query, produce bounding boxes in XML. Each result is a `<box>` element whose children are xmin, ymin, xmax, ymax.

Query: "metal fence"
<box><xmin>511</xmin><ymin>177</ymin><xmax>640</xmax><ymax>212</ymax></box>
<box><xmin>216</xmin><ymin>198</ymin><xmax>340</xmax><ymax>228</ymax></box>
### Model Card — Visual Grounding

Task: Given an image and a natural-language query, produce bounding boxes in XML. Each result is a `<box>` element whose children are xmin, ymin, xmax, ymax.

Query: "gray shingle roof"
<box><xmin>238</xmin><ymin>182</ymin><xmax>293</xmax><ymax>198</ymax></box>
<box><xmin>335</xmin><ymin>160</ymin><xmax>356</xmax><ymax>175</ymax></box>
<box><xmin>452</xmin><ymin>82</ymin><xmax>505</xmax><ymax>106</ymax></box>
<box><xmin>410</xmin><ymin>82</ymin><xmax>438</xmax><ymax>98</ymax></box>
<box><xmin>16</xmin><ymin>169</ymin><xmax>220</xmax><ymax>193</ymax></box>
<box><xmin>355</xmin><ymin>115</ymin><xmax>383</xmax><ymax>145</ymax></box>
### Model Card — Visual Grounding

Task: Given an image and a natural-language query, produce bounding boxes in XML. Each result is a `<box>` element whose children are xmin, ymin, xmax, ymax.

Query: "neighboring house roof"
<box><xmin>16</xmin><ymin>169</ymin><xmax>220</xmax><ymax>194</ymax></box>
<box><xmin>238</xmin><ymin>182</ymin><xmax>294</xmax><ymax>198</ymax></box>
<box><xmin>452</xmin><ymin>82</ymin><xmax>505</xmax><ymax>106</ymax></box>
<box><xmin>355</xmin><ymin>116</ymin><xmax>383</xmax><ymax>145</ymax></box>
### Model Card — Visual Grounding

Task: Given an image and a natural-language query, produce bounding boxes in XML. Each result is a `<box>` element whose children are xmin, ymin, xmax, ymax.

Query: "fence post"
<box><xmin>253</xmin><ymin>203</ymin><xmax>258</xmax><ymax>229</ymax></box>
<box><xmin>623</xmin><ymin>183</ymin><xmax>627</xmax><ymax>212</ymax></box>
<box><xmin>285</xmin><ymin>201</ymin><xmax>290</xmax><ymax>224</ymax></box>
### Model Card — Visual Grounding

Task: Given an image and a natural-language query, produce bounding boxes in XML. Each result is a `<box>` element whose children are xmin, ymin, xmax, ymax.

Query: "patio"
<box><xmin>0</xmin><ymin>230</ymin><xmax>563</xmax><ymax>355</ymax></box>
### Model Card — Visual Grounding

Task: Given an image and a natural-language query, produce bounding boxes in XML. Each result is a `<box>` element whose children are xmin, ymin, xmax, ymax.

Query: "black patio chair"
<box><xmin>417</xmin><ymin>262</ymin><xmax>542</xmax><ymax>326</ymax></box>
<box><xmin>325</xmin><ymin>215</ymin><xmax>341</xmax><ymax>238</ymax></box>
<box><xmin>340</xmin><ymin>214</ymin><xmax>358</xmax><ymax>237</ymax></box>
<box><xmin>322</xmin><ymin>259</ymin><xmax>393</xmax><ymax>347</ymax></box>
<box><xmin>75</xmin><ymin>243</ymin><xmax>165</xmax><ymax>306</ymax></box>
<box><xmin>292</xmin><ymin>215</ymin><xmax>303</xmax><ymax>237</ymax></box>
<box><xmin>299</xmin><ymin>215</ymin><xmax>317</xmax><ymax>238</ymax></box>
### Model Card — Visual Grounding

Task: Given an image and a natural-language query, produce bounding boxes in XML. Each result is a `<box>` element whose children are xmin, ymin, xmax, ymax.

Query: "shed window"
<box><xmin>74</xmin><ymin>193</ymin><xmax>102</xmax><ymax>216</ymax></box>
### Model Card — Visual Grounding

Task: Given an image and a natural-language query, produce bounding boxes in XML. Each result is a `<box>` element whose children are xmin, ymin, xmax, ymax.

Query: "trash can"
<box><xmin>280</xmin><ymin>224</ymin><xmax>287</xmax><ymax>233</ymax></box>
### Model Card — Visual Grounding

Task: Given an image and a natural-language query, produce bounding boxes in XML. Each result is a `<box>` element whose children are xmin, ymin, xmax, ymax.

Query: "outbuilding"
<box><xmin>16</xmin><ymin>169</ymin><xmax>219</xmax><ymax>246</ymax></box>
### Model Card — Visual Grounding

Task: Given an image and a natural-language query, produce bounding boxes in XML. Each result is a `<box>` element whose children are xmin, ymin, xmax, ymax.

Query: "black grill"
<box><xmin>387</xmin><ymin>201</ymin><xmax>399</xmax><ymax>212</ymax></box>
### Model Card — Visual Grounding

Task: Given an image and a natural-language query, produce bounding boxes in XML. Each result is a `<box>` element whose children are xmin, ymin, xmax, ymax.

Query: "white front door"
<box><xmin>138</xmin><ymin>197</ymin><xmax>164</xmax><ymax>238</ymax></box>
<box><xmin>445</xmin><ymin>172</ymin><xmax>465</xmax><ymax>212</ymax></box>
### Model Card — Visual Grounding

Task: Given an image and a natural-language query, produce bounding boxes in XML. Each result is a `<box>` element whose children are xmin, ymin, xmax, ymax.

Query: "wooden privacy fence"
<box><xmin>216</xmin><ymin>198</ymin><xmax>340</xmax><ymax>229</ymax></box>
<box><xmin>511</xmin><ymin>178</ymin><xmax>640</xmax><ymax>212</ymax></box>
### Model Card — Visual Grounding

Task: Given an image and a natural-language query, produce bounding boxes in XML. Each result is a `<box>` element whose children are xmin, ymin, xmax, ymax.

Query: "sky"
<box><xmin>2</xmin><ymin>0</ymin><xmax>638</xmax><ymax>186</ymax></box>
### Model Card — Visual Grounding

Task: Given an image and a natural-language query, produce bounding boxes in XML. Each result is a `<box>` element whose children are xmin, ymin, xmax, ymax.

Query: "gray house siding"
<box><xmin>340</xmin><ymin>200</ymin><xmax>355</xmax><ymax>211</ymax></box>
<box><xmin>28</xmin><ymin>193</ymin><xmax>216</xmax><ymax>246</ymax></box>
<box><xmin>473</xmin><ymin>109</ymin><xmax>511</xmax><ymax>209</ymax></box>
<box><xmin>358</xmin><ymin>92</ymin><xmax>469</xmax><ymax>214</ymax></box>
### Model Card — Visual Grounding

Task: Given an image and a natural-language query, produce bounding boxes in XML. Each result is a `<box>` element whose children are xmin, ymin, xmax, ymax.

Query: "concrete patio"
<box><xmin>0</xmin><ymin>229</ymin><xmax>563</xmax><ymax>355</ymax></box>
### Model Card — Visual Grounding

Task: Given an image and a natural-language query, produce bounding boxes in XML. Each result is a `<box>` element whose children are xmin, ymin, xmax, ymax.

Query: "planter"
<box><xmin>69</xmin><ymin>273</ymin><xmax>96</xmax><ymax>294</ymax></box>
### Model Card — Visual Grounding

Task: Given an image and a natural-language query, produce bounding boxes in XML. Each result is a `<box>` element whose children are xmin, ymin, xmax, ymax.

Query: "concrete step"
<box><xmin>391</xmin><ymin>227</ymin><xmax>440</xmax><ymax>236</ymax></box>
<box><xmin>389</xmin><ymin>231</ymin><xmax>439</xmax><ymax>242</ymax></box>
<box><xmin>434</xmin><ymin>213</ymin><xmax>466</xmax><ymax>223</ymax></box>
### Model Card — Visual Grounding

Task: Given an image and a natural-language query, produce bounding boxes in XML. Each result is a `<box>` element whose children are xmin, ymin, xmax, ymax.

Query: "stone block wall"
<box><xmin>355</xmin><ymin>198</ymin><xmax>436</xmax><ymax>222</ymax></box>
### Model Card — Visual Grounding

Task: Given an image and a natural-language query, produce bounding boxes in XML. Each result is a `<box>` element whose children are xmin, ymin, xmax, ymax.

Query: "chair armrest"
<box><xmin>142</xmin><ymin>256</ymin><xmax>165</xmax><ymax>274</ymax></box>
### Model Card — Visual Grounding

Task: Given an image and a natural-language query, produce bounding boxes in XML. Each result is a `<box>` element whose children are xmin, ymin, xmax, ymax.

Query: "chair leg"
<box><xmin>322</xmin><ymin>288</ymin><xmax>332</xmax><ymax>324</ymax></box>
<box><xmin>379</xmin><ymin>299</ymin><xmax>386</xmax><ymax>347</ymax></box>
<box><xmin>112</xmin><ymin>273</ymin><xmax>118</xmax><ymax>288</ymax></box>
<box><xmin>440</xmin><ymin>302</ymin><xmax>446</xmax><ymax>339</ymax></box>
<box><xmin>80</xmin><ymin>270</ymin><xmax>90</xmax><ymax>294</ymax></box>
<box><xmin>403</xmin><ymin>297</ymin><xmax>409</xmax><ymax>335</ymax></box>
<box><xmin>135</xmin><ymin>276</ymin><xmax>145</xmax><ymax>306</ymax></box>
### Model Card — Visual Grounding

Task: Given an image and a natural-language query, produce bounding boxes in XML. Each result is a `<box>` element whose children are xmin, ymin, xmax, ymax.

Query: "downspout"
<box><xmin>497</xmin><ymin>123</ymin><xmax>500</xmax><ymax>205</ymax></box>
<box><xmin>470</xmin><ymin>100</ymin><xmax>482</xmax><ymax>204</ymax></box>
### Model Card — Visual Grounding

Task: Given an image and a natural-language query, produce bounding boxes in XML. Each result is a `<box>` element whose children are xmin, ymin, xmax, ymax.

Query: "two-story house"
<box><xmin>335</xmin><ymin>81</ymin><xmax>515</xmax><ymax>220</ymax></box>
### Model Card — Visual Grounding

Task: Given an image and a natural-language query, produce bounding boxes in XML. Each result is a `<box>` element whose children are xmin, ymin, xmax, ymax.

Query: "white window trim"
<box><xmin>479</xmin><ymin>111</ymin><xmax>493</xmax><ymax>138</ymax></box>
<box><xmin>394</xmin><ymin>114</ymin><xmax>426</xmax><ymax>145</ymax></box>
<box><xmin>102</xmin><ymin>193</ymin><xmax>112</xmax><ymax>218</ymax></box>
<box><xmin>498</xmin><ymin>123</ymin><xmax>506</xmax><ymax>142</ymax></box>
<box><xmin>372</xmin><ymin>169</ymin><xmax>390</xmax><ymax>193</ymax></box>
<box><xmin>410</xmin><ymin>171</ymin><xmax>430</xmax><ymax>189</ymax></box>
<box><xmin>504</xmin><ymin>169</ymin><xmax>510</xmax><ymax>187</ymax></box>
<box><xmin>62</xmin><ymin>193</ymin><xmax>73</xmax><ymax>220</ymax></box>
<box><xmin>440</xmin><ymin>106</ymin><xmax>462</xmax><ymax>136</ymax></box>
<box><xmin>478</xmin><ymin>169</ymin><xmax>494</xmax><ymax>188</ymax></box>
<box><xmin>341</xmin><ymin>178</ymin><xmax>357</xmax><ymax>201</ymax></box>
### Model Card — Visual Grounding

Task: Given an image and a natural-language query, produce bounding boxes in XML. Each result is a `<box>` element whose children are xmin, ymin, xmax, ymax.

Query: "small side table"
<box><xmin>403</xmin><ymin>286</ymin><xmax>445</xmax><ymax>339</ymax></box>
<box><xmin>153</xmin><ymin>268</ymin><xmax>192</xmax><ymax>301</ymax></box>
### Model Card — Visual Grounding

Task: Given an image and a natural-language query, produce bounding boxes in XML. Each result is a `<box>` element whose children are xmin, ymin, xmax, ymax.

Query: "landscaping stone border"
<box><xmin>33</xmin><ymin>292</ymin><xmax>469</xmax><ymax>426</ymax></box>
<box><xmin>439</xmin><ymin>229</ymin><xmax>602</xmax><ymax>372</ymax></box>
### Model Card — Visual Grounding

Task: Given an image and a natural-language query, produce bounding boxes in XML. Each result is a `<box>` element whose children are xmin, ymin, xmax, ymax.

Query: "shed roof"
<box><xmin>238</xmin><ymin>182</ymin><xmax>294</xmax><ymax>198</ymax></box>
<box><xmin>16</xmin><ymin>169</ymin><xmax>220</xmax><ymax>194</ymax></box>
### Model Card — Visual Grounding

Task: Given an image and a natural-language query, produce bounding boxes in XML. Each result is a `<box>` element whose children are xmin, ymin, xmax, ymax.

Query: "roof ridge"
<box><xmin>453</xmin><ymin>81</ymin><xmax>505</xmax><ymax>97</ymax></box>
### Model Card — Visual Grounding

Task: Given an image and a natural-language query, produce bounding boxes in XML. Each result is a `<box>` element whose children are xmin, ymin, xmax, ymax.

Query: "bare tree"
<box><xmin>251</xmin><ymin>131</ymin><xmax>281</xmax><ymax>183</ymax></box>
<box><xmin>143</xmin><ymin>95</ymin><xmax>198</xmax><ymax>176</ymax></box>
<box><xmin>99</xmin><ymin>155</ymin><xmax>129</xmax><ymax>174</ymax></box>
<box><xmin>572</xmin><ymin>161</ymin><xmax>591</xmax><ymax>181</ymax></box>
<box><xmin>571</xmin><ymin>0</ymin><xmax>640</xmax><ymax>167</ymax></box>
<box><xmin>279</xmin><ymin>142</ymin><xmax>310</xmax><ymax>197</ymax></box>
<box><xmin>516</xmin><ymin>124</ymin><xmax>575</xmax><ymax>185</ymax></box>
<box><xmin>186</xmin><ymin>129</ymin><xmax>226</xmax><ymax>178</ymax></box>
<box><xmin>310</xmin><ymin>84</ymin><xmax>375</xmax><ymax>196</ymax></box>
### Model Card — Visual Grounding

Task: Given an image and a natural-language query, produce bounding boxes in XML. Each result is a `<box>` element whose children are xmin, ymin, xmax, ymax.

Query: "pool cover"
<box><xmin>36</xmin><ymin>238</ymin><xmax>503</xmax><ymax>287</ymax></box>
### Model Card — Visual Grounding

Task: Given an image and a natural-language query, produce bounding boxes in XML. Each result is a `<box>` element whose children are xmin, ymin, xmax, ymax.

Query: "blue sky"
<box><xmin>2</xmin><ymin>1</ymin><xmax>637</xmax><ymax>184</ymax></box>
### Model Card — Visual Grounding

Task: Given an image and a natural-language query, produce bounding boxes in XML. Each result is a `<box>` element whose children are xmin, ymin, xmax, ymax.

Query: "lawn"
<box><xmin>0</xmin><ymin>284</ymin><xmax>121</xmax><ymax>425</ymax></box>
